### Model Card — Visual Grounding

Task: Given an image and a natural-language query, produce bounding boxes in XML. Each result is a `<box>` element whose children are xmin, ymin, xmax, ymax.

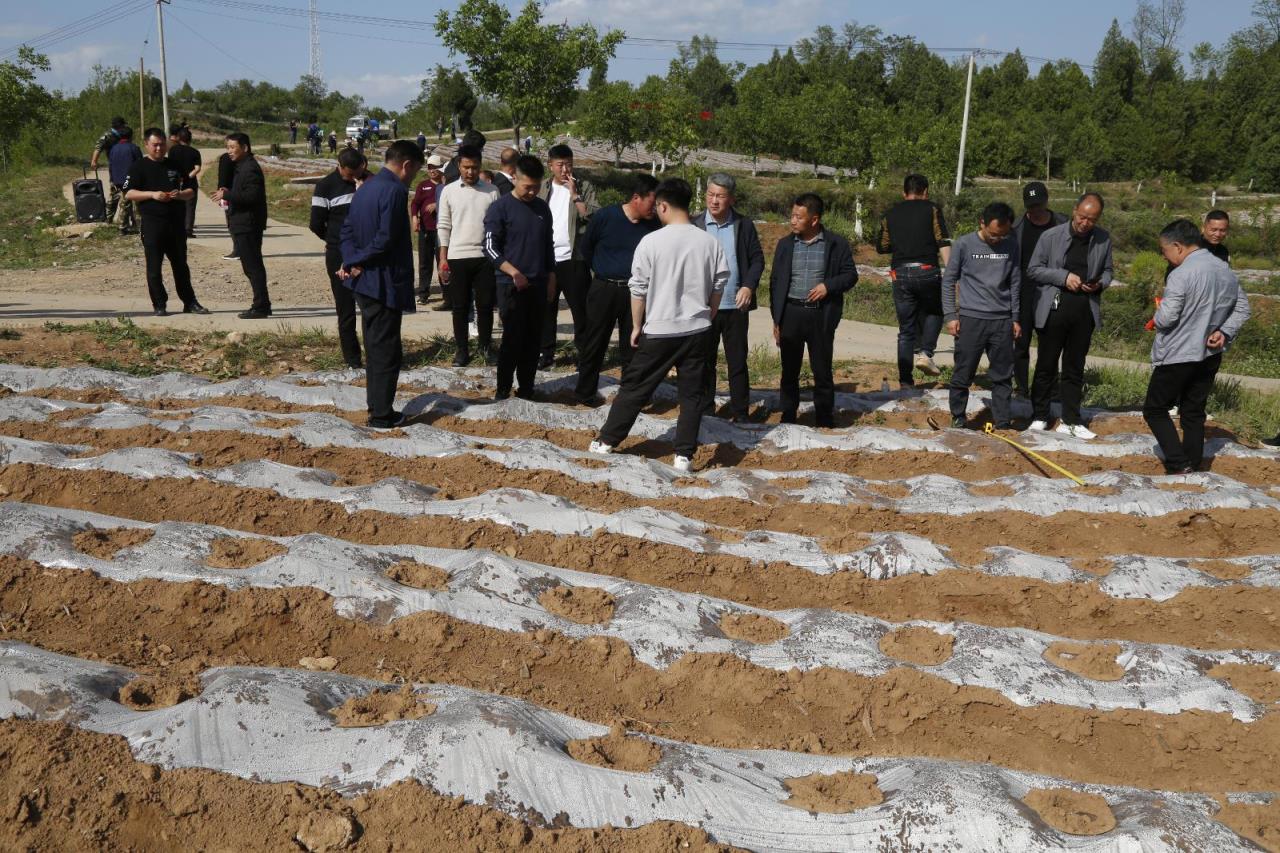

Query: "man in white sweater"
<box><xmin>436</xmin><ymin>144</ymin><xmax>499</xmax><ymax>365</ymax></box>
<box><xmin>590</xmin><ymin>178</ymin><xmax>729</xmax><ymax>472</ymax></box>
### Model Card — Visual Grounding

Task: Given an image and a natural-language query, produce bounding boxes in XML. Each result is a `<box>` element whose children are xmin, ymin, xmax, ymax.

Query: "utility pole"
<box><xmin>954</xmin><ymin>51</ymin><xmax>976</xmax><ymax>195</ymax></box>
<box><xmin>309</xmin><ymin>0</ymin><xmax>322</xmax><ymax>81</ymax></box>
<box><xmin>155</xmin><ymin>0</ymin><xmax>171</xmax><ymax>134</ymax></box>
<box><xmin>139</xmin><ymin>56</ymin><xmax>146</xmax><ymax>132</ymax></box>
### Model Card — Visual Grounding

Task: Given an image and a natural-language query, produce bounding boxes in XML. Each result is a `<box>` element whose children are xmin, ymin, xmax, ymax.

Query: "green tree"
<box><xmin>435</xmin><ymin>0</ymin><xmax>623</xmax><ymax>143</ymax></box>
<box><xmin>634</xmin><ymin>76</ymin><xmax>700</xmax><ymax>171</ymax></box>
<box><xmin>577</xmin><ymin>80</ymin><xmax>639</xmax><ymax>167</ymax></box>
<box><xmin>0</xmin><ymin>47</ymin><xmax>55</xmax><ymax>167</ymax></box>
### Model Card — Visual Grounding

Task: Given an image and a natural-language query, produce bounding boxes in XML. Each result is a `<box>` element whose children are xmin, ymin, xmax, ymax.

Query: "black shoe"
<box><xmin>780</xmin><ymin>411</ymin><xmax>797</xmax><ymax>424</ymax></box>
<box><xmin>238</xmin><ymin>308</ymin><xmax>271</xmax><ymax>319</ymax></box>
<box><xmin>452</xmin><ymin>351</ymin><xmax>471</xmax><ymax>367</ymax></box>
<box><xmin>345</xmin><ymin>360</ymin><xmax>363</xmax><ymax>370</ymax></box>
<box><xmin>951</xmin><ymin>416</ymin><xmax>967</xmax><ymax>429</ymax></box>
<box><xmin>494</xmin><ymin>387</ymin><xmax>512</xmax><ymax>401</ymax></box>
<box><xmin>1164</xmin><ymin>464</ymin><xmax>1196</xmax><ymax>475</ymax></box>
<box><xmin>153</xmin><ymin>307</ymin><xmax>169</xmax><ymax>317</ymax></box>
<box><xmin>575</xmin><ymin>394</ymin><xmax>606</xmax><ymax>407</ymax></box>
<box><xmin>367</xmin><ymin>410</ymin><xmax>406</xmax><ymax>429</ymax></box>
<box><xmin>815</xmin><ymin>417</ymin><xmax>835</xmax><ymax>429</ymax></box>
<box><xmin>417</xmin><ymin>296</ymin><xmax>430</xmax><ymax>306</ymax></box>
<box><xmin>514</xmin><ymin>388</ymin><xmax>536</xmax><ymax>401</ymax></box>
<box><xmin>222</xmin><ymin>253</ymin><xmax>240</xmax><ymax>261</ymax></box>
<box><xmin>993</xmin><ymin>421</ymin><xmax>1014</xmax><ymax>430</ymax></box>
<box><xmin>537</xmin><ymin>352</ymin><xmax>554</xmax><ymax>369</ymax></box>
<box><xmin>183</xmin><ymin>302</ymin><xmax>210</xmax><ymax>315</ymax></box>
<box><xmin>1263</xmin><ymin>433</ymin><xmax>1280</xmax><ymax>448</ymax></box>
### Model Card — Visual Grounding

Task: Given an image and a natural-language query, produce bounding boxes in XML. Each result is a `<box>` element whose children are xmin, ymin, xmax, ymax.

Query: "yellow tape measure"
<box><xmin>983</xmin><ymin>422</ymin><xmax>1087</xmax><ymax>485</ymax></box>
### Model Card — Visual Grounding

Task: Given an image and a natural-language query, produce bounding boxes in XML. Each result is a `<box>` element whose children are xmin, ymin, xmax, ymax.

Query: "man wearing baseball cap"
<box><xmin>1012</xmin><ymin>181</ymin><xmax>1067</xmax><ymax>397</ymax></box>
<box><xmin>411</xmin><ymin>153</ymin><xmax>448</xmax><ymax>306</ymax></box>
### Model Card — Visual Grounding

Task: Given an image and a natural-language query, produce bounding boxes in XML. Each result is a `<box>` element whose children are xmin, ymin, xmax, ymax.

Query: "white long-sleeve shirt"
<box><xmin>629</xmin><ymin>223</ymin><xmax>728</xmax><ymax>337</ymax></box>
<box><xmin>437</xmin><ymin>179</ymin><xmax>498</xmax><ymax>259</ymax></box>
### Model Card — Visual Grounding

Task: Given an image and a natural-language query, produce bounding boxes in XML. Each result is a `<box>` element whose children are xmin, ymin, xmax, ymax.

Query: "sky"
<box><xmin>1</xmin><ymin>0</ymin><xmax>1260</xmax><ymax>111</ymax></box>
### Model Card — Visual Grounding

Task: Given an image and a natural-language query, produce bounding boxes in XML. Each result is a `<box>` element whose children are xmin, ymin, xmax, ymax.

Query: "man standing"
<box><xmin>436</xmin><ymin>143</ymin><xmax>499</xmax><ymax>365</ymax></box>
<box><xmin>416</xmin><ymin>131</ymin><xmax>427</xmax><ymax>153</ymax></box>
<box><xmin>310</xmin><ymin>148</ymin><xmax>369</xmax><ymax>369</ymax></box>
<box><xmin>538</xmin><ymin>144</ymin><xmax>597</xmax><ymax>368</ymax></box>
<box><xmin>589</xmin><ymin>178</ymin><xmax>728</xmax><ymax>473</ymax></box>
<box><xmin>1144</xmin><ymin>219</ymin><xmax>1251</xmax><ymax>473</ymax></box>
<box><xmin>1012</xmin><ymin>181</ymin><xmax>1068</xmax><ymax>396</ymax></box>
<box><xmin>338</xmin><ymin>140</ymin><xmax>424</xmax><ymax>428</ymax></box>
<box><xmin>490</xmin><ymin>147</ymin><xmax>518</xmax><ymax>196</ymax></box>
<box><xmin>693</xmin><ymin>173</ymin><xmax>765</xmax><ymax>421</ymax></box>
<box><xmin>410</xmin><ymin>154</ymin><xmax>446</xmax><ymax>306</ymax></box>
<box><xmin>327</xmin><ymin>132</ymin><xmax>337</xmax><ymax>154</ymax></box>
<box><xmin>122</xmin><ymin>127</ymin><xmax>208</xmax><ymax>316</ymax></box>
<box><xmin>166</xmin><ymin>125</ymin><xmax>202</xmax><ymax>239</ymax></box>
<box><xmin>573</xmin><ymin>173</ymin><xmax>660</xmax><ymax>405</ymax></box>
<box><xmin>106</xmin><ymin>126</ymin><xmax>141</xmax><ymax>235</ymax></box>
<box><xmin>1026</xmin><ymin>193</ymin><xmax>1113</xmax><ymax>439</ymax></box>
<box><xmin>483</xmin><ymin>155</ymin><xmax>557</xmax><ymax>400</ymax></box>
<box><xmin>289</xmin><ymin>119</ymin><xmax>298</xmax><ymax>145</ymax></box>
<box><xmin>89</xmin><ymin>116</ymin><xmax>126</xmax><ymax>172</ymax></box>
<box><xmin>1201</xmin><ymin>210</ymin><xmax>1231</xmax><ymax>263</ymax></box>
<box><xmin>876</xmin><ymin>174</ymin><xmax>951</xmax><ymax>385</ymax></box>
<box><xmin>216</xmin><ymin>150</ymin><xmax>237</xmax><ymax>261</ymax></box>
<box><xmin>770</xmin><ymin>193</ymin><xmax>857</xmax><ymax>429</ymax></box>
<box><xmin>942</xmin><ymin>202</ymin><xmax>1021</xmax><ymax>430</ymax></box>
<box><xmin>212</xmin><ymin>133</ymin><xmax>271</xmax><ymax>319</ymax></box>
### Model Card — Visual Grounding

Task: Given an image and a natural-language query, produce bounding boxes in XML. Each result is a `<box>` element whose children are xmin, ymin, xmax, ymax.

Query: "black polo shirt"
<box><xmin>166</xmin><ymin>143</ymin><xmax>202</xmax><ymax>184</ymax></box>
<box><xmin>122</xmin><ymin>156</ymin><xmax>192</xmax><ymax>224</ymax></box>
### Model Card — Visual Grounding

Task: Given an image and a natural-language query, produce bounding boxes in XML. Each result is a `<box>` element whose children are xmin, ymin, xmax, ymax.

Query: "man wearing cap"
<box><xmin>877</xmin><ymin>174</ymin><xmax>951</xmax><ymax>386</ymax></box>
<box><xmin>1012</xmin><ymin>181</ymin><xmax>1068</xmax><ymax>397</ymax></box>
<box><xmin>411</xmin><ymin>154</ymin><xmax>448</xmax><ymax>306</ymax></box>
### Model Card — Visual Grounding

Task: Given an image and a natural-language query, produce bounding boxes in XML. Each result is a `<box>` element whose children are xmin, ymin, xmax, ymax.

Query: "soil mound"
<box><xmin>1043</xmin><ymin>642</ymin><xmax>1125</xmax><ymax>681</ymax></box>
<box><xmin>782</xmin><ymin>771</ymin><xmax>883</xmax><ymax>814</ymax></box>
<box><xmin>1022</xmin><ymin>788</ymin><xmax>1117</xmax><ymax>836</ymax></box>
<box><xmin>385</xmin><ymin>560</ymin><xmax>450</xmax><ymax>590</ymax></box>
<box><xmin>206</xmin><ymin>536</ymin><xmax>288</xmax><ymax>569</ymax></box>
<box><xmin>1191</xmin><ymin>559</ymin><xmax>1252</xmax><ymax>581</ymax></box>
<box><xmin>295</xmin><ymin>809</ymin><xmax>358</xmax><ymax>851</ymax></box>
<box><xmin>331</xmin><ymin>685</ymin><xmax>435</xmax><ymax>728</ymax></box>
<box><xmin>72</xmin><ymin>526</ymin><xmax>154</xmax><ymax>559</ymax></box>
<box><xmin>566</xmin><ymin>723</ymin><xmax>662</xmax><ymax>773</ymax></box>
<box><xmin>539</xmin><ymin>585</ymin><xmax>615</xmax><ymax>624</ymax></box>
<box><xmin>1072</xmin><ymin>557</ymin><xmax>1114</xmax><ymax>577</ymax></box>
<box><xmin>1215</xmin><ymin>798</ymin><xmax>1280</xmax><ymax>852</ymax></box>
<box><xmin>118</xmin><ymin>674</ymin><xmax>200</xmax><ymax>710</ymax></box>
<box><xmin>1208</xmin><ymin>663</ymin><xmax>1280</xmax><ymax>704</ymax></box>
<box><xmin>719</xmin><ymin>611</ymin><xmax>789</xmax><ymax>644</ymax></box>
<box><xmin>968</xmin><ymin>482</ymin><xmax>1015</xmax><ymax>498</ymax></box>
<box><xmin>878</xmin><ymin>626</ymin><xmax>954</xmax><ymax>666</ymax></box>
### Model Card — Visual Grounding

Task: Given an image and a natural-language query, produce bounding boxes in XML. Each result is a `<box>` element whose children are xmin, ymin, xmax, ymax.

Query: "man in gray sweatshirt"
<box><xmin>590</xmin><ymin>178</ymin><xmax>729</xmax><ymax>473</ymax></box>
<box><xmin>1143</xmin><ymin>219</ymin><xmax>1251</xmax><ymax>474</ymax></box>
<box><xmin>942</xmin><ymin>202</ymin><xmax>1021</xmax><ymax>429</ymax></box>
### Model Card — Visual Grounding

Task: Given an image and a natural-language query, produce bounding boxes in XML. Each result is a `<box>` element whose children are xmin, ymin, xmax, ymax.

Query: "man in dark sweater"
<box><xmin>573</xmin><ymin>173</ymin><xmax>660</xmax><ymax>405</ymax></box>
<box><xmin>1201</xmin><ymin>210</ymin><xmax>1230</xmax><ymax>264</ymax></box>
<box><xmin>1012</xmin><ymin>181</ymin><xmax>1068</xmax><ymax>396</ymax></box>
<box><xmin>338</xmin><ymin>140</ymin><xmax>424</xmax><ymax>428</ymax></box>
<box><xmin>483</xmin><ymin>155</ymin><xmax>558</xmax><ymax>400</ymax></box>
<box><xmin>167</xmin><ymin>125</ymin><xmax>202</xmax><ymax>239</ymax></box>
<box><xmin>942</xmin><ymin>202</ymin><xmax>1021</xmax><ymax>429</ymax></box>
<box><xmin>216</xmin><ymin>152</ymin><xmax>238</xmax><ymax>261</ymax></box>
<box><xmin>106</xmin><ymin>127</ymin><xmax>141</xmax><ymax>234</ymax></box>
<box><xmin>309</xmin><ymin>148</ymin><xmax>369</xmax><ymax>368</ymax></box>
<box><xmin>877</xmin><ymin>173</ymin><xmax>951</xmax><ymax>385</ymax></box>
<box><xmin>212</xmin><ymin>133</ymin><xmax>271</xmax><ymax>318</ymax></box>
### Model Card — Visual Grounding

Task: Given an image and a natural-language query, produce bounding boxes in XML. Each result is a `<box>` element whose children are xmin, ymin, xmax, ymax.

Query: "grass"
<box><xmin>0</xmin><ymin>166</ymin><xmax>143</xmax><ymax>271</ymax></box>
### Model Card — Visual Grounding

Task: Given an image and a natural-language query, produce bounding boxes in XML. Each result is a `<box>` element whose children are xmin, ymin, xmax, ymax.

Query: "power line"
<box><xmin>165</xmin><ymin>8</ymin><xmax>275</xmax><ymax>80</ymax></box>
<box><xmin>0</xmin><ymin>0</ymin><xmax>152</xmax><ymax>61</ymax></box>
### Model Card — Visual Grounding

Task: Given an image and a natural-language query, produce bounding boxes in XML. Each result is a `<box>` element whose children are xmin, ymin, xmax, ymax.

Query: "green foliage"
<box><xmin>577</xmin><ymin>81</ymin><xmax>640</xmax><ymax>166</ymax></box>
<box><xmin>0</xmin><ymin>47</ymin><xmax>58</xmax><ymax>169</ymax></box>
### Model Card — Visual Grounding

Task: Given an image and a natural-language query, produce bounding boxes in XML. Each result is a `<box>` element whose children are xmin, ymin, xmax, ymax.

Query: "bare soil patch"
<box><xmin>1216</xmin><ymin>798</ymin><xmax>1280</xmax><ymax>852</ymax></box>
<box><xmin>1022</xmin><ymin>788</ymin><xmax>1117</xmax><ymax>836</ymax></box>
<box><xmin>385</xmin><ymin>560</ymin><xmax>450</xmax><ymax>590</ymax></box>
<box><xmin>878</xmin><ymin>627</ymin><xmax>954</xmax><ymax>666</ymax></box>
<box><xmin>1208</xmin><ymin>663</ymin><xmax>1280</xmax><ymax>705</ymax></box>
<box><xmin>782</xmin><ymin>771</ymin><xmax>883</xmax><ymax>814</ymax></box>
<box><xmin>539</xmin><ymin>585</ymin><xmax>616</xmax><ymax>624</ymax></box>
<box><xmin>331</xmin><ymin>685</ymin><xmax>436</xmax><ymax>728</ymax></box>
<box><xmin>566</xmin><ymin>724</ymin><xmax>662</xmax><ymax>773</ymax></box>
<box><xmin>719</xmin><ymin>612</ymin><xmax>789</xmax><ymax>643</ymax></box>
<box><xmin>206</xmin><ymin>536</ymin><xmax>288</xmax><ymax>569</ymax></box>
<box><xmin>71</xmin><ymin>526</ymin><xmax>154</xmax><ymax>559</ymax></box>
<box><xmin>1043</xmin><ymin>642</ymin><xmax>1125</xmax><ymax>682</ymax></box>
<box><xmin>118</xmin><ymin>674</ymin><xmax>200</xmax><ymax>710</ymax></box>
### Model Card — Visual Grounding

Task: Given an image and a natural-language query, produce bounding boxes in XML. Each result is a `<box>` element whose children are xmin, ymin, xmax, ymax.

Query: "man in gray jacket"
<box><xmin>1026</xmin><ymin>193</ymin><xmax>1113</xmax><ymax>439</ymax></box>
<box><xmin>942</xmin><ymin>202</ymin><xmax>1021</xmax><ymax>430</ymax></box>
<box><xmin>1143</xmin><ymin>219</ymin><xmax>1251</xmax><ymax>474</ymax></box>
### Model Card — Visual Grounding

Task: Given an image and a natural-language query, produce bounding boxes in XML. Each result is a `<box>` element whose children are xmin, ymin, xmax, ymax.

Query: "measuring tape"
<box><xmin>982</xmin><ymin>422</ymin><xmax>1087</xmax><ymax>485</ymax></box>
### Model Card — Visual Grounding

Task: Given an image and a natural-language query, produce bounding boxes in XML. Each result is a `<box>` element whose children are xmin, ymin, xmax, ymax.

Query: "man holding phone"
<box><xmin>538</xmin><ymin>144</ymin><xmax>596</xmax><ymax>367</ymax></box>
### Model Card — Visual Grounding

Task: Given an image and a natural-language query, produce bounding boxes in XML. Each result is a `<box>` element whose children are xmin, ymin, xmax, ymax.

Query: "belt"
<box><xmin>595</xmin><ymin>277</ymin><xmax>629</xmax><ymax>286</ymax></box>
<box><xmin>895</xmin><ymin>262</ymin><xmax>935</xmax><ymax>270</ymax></box>
<box><xmin>786</xmin><ymin>298</ymin><xmax>821</xmax><ymax>308</ymax></box>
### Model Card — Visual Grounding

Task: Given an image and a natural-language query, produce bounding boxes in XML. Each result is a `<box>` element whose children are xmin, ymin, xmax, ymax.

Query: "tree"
<box><xmin>0</xmin><ymin>47</ymin><xmax>54</xmax><ymax>167</ymax></box>
<box><xmin>435</xmin><ymin>0</ymin><xmax>623</xmax><ymax>143</ymax></box>
<box><xmin>577</xmin><ymin>80</ymin><xmax>638</xmax><ymax>166</ymax></box>
<box><xmin>1253</xmin><ymin>0</ymin><xmax>1280</xmax><ymax>41</ymax></box>
<box><xmin>292</xmin><ymin>74</ymin><xmax>326</xmax><ymax>120</ymax></box>
<box><xmin>1094</xmin><ymin>20</ymin><xmax>1143</xmax><ymax>104</ymax></box>
<box><xmin>1131</xmin><ymin>0</ymin><xmax>1186</xmax><ymax>77</ymax></box>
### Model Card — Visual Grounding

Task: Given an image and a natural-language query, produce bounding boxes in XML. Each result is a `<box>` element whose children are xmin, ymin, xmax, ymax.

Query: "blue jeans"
<box><xmin>891</xmin><ymin>267</ymin><xmax>943</xmax><ymax>384</ymax></box>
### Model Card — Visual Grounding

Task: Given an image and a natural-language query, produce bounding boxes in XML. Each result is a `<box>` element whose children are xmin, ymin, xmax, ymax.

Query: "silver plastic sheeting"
<box><xmin>0</xmin><ymin>643</ymin><xmax>1257</xmax><ymax>853</ymax></box>
<box><xmin>3</xmin><ymin>502</ymin><xmax>1276</xmax><ymax>721</ymax></box>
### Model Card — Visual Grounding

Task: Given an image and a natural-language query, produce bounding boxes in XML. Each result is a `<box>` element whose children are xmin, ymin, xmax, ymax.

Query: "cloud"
<box><xmin>326</xmin><ymin>72</ymin><xmax>426</xmax><ymax>109</ymax></box>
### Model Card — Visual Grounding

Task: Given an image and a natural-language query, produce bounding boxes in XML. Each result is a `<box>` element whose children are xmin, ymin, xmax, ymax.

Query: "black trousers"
<box><xmin>355</xmin><ymin>293</ymin><xmax>402</xmax><ymax>423</ymax></box>
<box><xmin>1014</xmin><ymin>281</ymin><xmax>1038</xmax><ymax>395</ymax></box>
<box><xmin>416</xmin><ymin>230</ymin><xmax>437</xmax><ymax>301</ymax></box>
<box><xmin>891</xmin><ymin>267</ymin><xmax>943</xmax><ymax>384</ymax></box>
<box><xmin>324</xmin><ymin>247</ymin><xmax>362</xmax><ymax>367</ymax></box>
<box><xmin>184</xmin><ymin>195</ymin><xmax>197</xmax><ymax>237</ymax></box>
<box><xmin>542</xmin><ymin>259</ymin><xmax>589</xmax><ymax>358</ymax></box>
<box><xmin>702</xmin><ymin>308</ymin><xmax>750</xmax><ymax>417</ymax></box>
<box><xmin>233</xmin><ymin>230</ymin><xmax>270</xmax><ymax>311</ymax></box>
<box><xmin>496</xmin><ymin>280</ymin><xmax>548</xmax><ymax>394</ymax></box>
<box><xmin>779</xmin><ymin>305</ymin><xmax>835</xmax><ymax>425</ymax></box>
<box><xmin>598</xmin><ymin>331</ymin><xmax>709</xmax><ymax>458</ymax></box>
<box><xmin>448</xmin><ymin>257</ymin><xmax>495</xmax><ymax>353</ymax></box>
<box><xmin>1032</xmin><ymin>292</ymin><xmax>1094</xmax><ymax>424</ymax></box>
<box><xmin>140</xmin><ymin>218</ymin><xmax>196</xmax><ymax>310</ymax></box>
<box><xmin>1143</xmin><ymin>354</ymin><xmax>1222</xmax><ymax>471</ymax></box>
<box><xmin>574</xmin><ymin>278</ymin><xmax>634</xmax><ymax>401</ymax></box>
<box><xmin>949</xmin><ymin>315</ymin><xmax>1015</xmax><ymax>424</ymax></box>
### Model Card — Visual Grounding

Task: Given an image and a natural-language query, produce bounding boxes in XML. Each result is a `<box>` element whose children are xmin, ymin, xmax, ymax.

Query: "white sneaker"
<box><xmin>672</xmin><ymin>455</ymin><xmax>692</xmax><ymax>473</ymax></box>
<box><xmin>1028</xmin><ymin>419</ymin><xmax>1049</xmax><ymax>431</ymax></box>
<box><xmin>1055</xmin><ymin>423</ymin><xmax>1097</xmax><ymax>440</ymax></box>
<box><xmin>914</xmin><ymin>354</ymin><xmax>941</xmax><ymax>376</ymax></box>
<box><xmin>588</xmin><ymin>440</ymin><xmax>614</xmax><ymax>455</ymax></box>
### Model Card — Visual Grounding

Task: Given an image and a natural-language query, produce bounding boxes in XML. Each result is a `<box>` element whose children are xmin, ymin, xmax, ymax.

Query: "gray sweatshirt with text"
<box><xmin>941</xmin><ymin>231</ymin><xmax>1021</xmax><ymax>322</ymax></box>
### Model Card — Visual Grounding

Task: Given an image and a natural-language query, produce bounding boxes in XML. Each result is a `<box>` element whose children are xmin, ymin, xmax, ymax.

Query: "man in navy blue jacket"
<box><xmin>338</xmin><ymin>140</ymin><xmax>424</xmax><ymax>428</ymax></box>
<box><xmin>769</xmin><ymin>193</ymin><xmax>857</xmax><ymax>428</ymax></box>
<box><xmin>483</xmin><ymin>155</ymin><xmax>557</xmax><ymax>400</ymax></box>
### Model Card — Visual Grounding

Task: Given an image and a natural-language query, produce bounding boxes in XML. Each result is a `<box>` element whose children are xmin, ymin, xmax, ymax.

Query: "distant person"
<box><xmin>307</xmin><ymin>121</ymin><xmax>322</xmax><ymax>155</ymax></box>
<box><xmin>523</xmin><ymin>134</ymin><xmax>532</xmax><ymax>154</ymax></box>
<box><xmin>491</xmin><ymin>147</ymin><xmax>518</xmax><ymax>196</ymax></box>
<box><xmin>769</xmin><ymin>193</ymin><xmax>857</xmax><ymax>428</ymax></box>
<box><xmin>212</xmin><ymin>132</ymin><xmax>271</xmax><ymax>319</ymax></box>
<box><xmin>122</xmin><ymin>127</ymin><xmax>208</xmax><ymax>316</ymax></box>
<box><xmin>416</xmin><ymin>131</ymin><xmax>427</xmax><ymax>152</ymax></box>
<box><xmin>574</xmin><ymin>173</ymin><xmax>660</xmax><ymax>405</ymax></box>
<box><xmin>106</xmin><ymin>126</ymin><xmax>141</xmax><ymax>235</ymax></box>
<box><xmin>436</xmin><ymin>143</ymin><xmax>499</xmax><ymax>365</ymax></box>
<box><xmin>216</xmin><ymin>150</ymin><xmax>237</xmax><ymax>260</ymax></box>
<box><xmin>876</xmin><ymin>173</ymin><xmax>951</xmax><ymax>386</ymax></box>
<box><xmin>1012</xmin><ymin>181</ymin><xmax>1068</xmax><ymax>396</ymax></box>
<box><xmin>338</xmin><ymin>140</ymin><xmax>424</xmax><ymax>428</ymax></box>
<box><xmin>436</xmin><ymin>118</ymin><xmax>445</xmax><ymax>139</ymax></box>
<box><xmin>89</xmin><ymin>115</ymin><xmax>126</xmax><ymax>171</ymax></box>
<box><xmin>444</xmin><ymin>129</ymin><xmax>486</xmax><ymax>184</ymax></box>
<box><xmin>310</xmin><ymin>148</ymin><xmax>370</xmax><ymax>368</ymax></box>
<box><xmin>1026</xmin><ymin>193</ymin><xmax>1113</xmax><ymax>439</ymax></box>
<box><xmin>539</xmin><ymin>143</ymin><xmax>596</xmax><ymax>367</ymax></box>
<box><xmin>693</xmin><ymin>173</ymin><xmax>764</xmax><ymax>421</ymax></box>
<box><xmin>942</xmin><ymin>202</ymin><xmax>1021</xmax><ymax>430</ymax></box>
<box><xmin>390</xmin><ymin>118</ymin><xmax>398</xmax><ymax>137</ymax></box>
<box><xmin>483</xmin><ymin>154</ymin><xmax>557</xmax><ymax>400</ymax></box>
<box><xmin>289</xmin><ymin>119</ymin><xmax>298</xmax><ymax>144</ymax></box>
<box><xmin>589</xmin><ymin>178</ymin><xmax>729</xmax><ymax>473</ymax></box>
<box><xmin>1144</xmin><ymin>219</ymin><xmax>1251</xmax><ymax>473</ymax></box>
<box><xmin>327</xmin><ymin>132</ymin><xmax>337</xmax><ymax>153</ymax></box>
<box><xmin>1201</xmin><ymin>210</ymin><xmax>1230</xmax><ymax>264</ymax></box>
<box><xmin>410</xmin><ymin>153</ymin><xmax>447</xmax><ymax>306</ymax></box>
<box><xmin>167</xmin><ymin>124</ymin><xmax>202</xmax><ymax>239</ymax></box>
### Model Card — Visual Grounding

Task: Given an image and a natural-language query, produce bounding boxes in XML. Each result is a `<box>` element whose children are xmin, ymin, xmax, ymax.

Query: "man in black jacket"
<box><xmin>770</xmin><ymin>193</ymin><xmax>857</xmax><ymax>428</ymax></box>
<box><xmin>1011</xmin><ymin>181</ymin><xmax>1067</xmax><ymax>396</ymax></box>
<box><xmin>213</xmin><ymin>133</ymin><xmax>271</xmax><ymax>319</ymax></box>
<box><xmin>693</xmin><ymin>173</ymin><xmax>764</xmax><ymax>420</ymax></box>
<box><xmin>309</xmin><ymin>148</ymin><xmax>369</xmax><ymax>368</ymax></box>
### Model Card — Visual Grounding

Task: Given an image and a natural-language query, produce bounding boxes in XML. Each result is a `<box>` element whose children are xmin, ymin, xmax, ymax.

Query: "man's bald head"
<box><xmin>500</xmin><ymin>147</ymin><xmax>519</xmax><ymax>169</ymax></box>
